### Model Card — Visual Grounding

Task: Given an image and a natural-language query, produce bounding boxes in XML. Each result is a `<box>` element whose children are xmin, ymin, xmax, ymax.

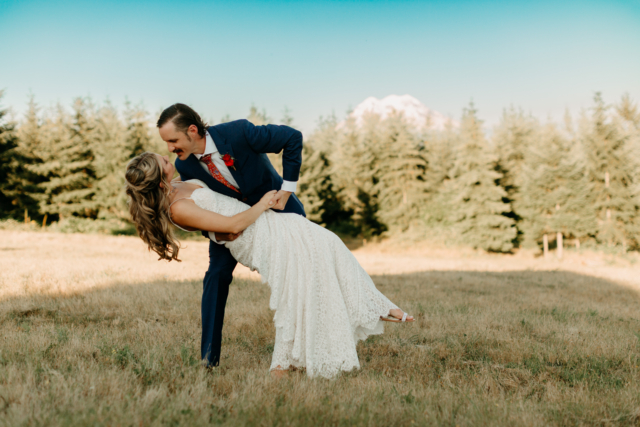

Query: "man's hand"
<box><xmin>271</xmin><ymin>190</ymin><xmax>292</xmax><ymax>210</ymax></box>
<box><xmin>214</xmin><ymin>231</ymin><xmax>242</xmax><ymax>242</ymax></box>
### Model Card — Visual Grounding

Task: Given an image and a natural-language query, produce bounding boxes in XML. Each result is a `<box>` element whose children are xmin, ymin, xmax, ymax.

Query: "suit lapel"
<box><xmin>182</xmin><ymin>154</ymin><xmax>239</xmax><ymax>198</ymax></box>
<box><xmin>208</xmin><ymin>126</ymin><xmax>246</xmax><ymax>192</ymax></box>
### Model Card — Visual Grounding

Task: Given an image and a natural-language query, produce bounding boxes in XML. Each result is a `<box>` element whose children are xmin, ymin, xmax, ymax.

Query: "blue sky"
<box><xmin>1</xmin><ymin>0</ymin><xmax>639</xmax><ymax>134</ymax></box>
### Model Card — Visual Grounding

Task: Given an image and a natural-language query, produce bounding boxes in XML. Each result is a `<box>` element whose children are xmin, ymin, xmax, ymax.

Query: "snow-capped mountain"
<box><xmin>348</xmin><ymin>94</ymin><xmax>455</xmax><ymax>130</ymax></box>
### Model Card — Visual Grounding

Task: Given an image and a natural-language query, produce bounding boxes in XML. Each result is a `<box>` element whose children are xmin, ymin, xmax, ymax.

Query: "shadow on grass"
<box><xmin>1</xmin><ymin>269</ymin><xmax>640</xmax><ymax>426</ymax></box>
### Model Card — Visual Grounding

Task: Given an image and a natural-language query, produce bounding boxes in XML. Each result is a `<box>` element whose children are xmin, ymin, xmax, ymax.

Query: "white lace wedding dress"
<box><xmin>178</xmin><ymin>180</ymin><xmax>399</xmax><ymax>378</ymax></box>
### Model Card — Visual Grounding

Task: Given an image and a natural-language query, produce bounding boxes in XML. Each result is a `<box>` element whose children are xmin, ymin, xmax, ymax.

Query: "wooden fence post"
<box><xmin>557</xmin><ymin>232</ymin><xmax>563</xmax><ymax>259</ymax></box>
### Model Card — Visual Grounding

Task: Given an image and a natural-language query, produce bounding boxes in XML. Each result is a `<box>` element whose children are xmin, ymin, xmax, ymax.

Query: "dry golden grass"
<box><xmin>2</xmin><ymin>230</ymin><xmax>640</xmax><ymax>426</ymax></box>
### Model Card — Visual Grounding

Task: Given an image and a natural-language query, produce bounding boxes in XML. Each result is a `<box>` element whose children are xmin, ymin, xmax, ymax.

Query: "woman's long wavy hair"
<box><xmin>125</xmin><ymin>152</ymin><xmax>181</xmax><ymax>262</ymax></box>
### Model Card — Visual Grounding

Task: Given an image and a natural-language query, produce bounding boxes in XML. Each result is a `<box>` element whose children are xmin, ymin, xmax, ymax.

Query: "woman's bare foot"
<box><xmin>270</xmin><ymin>366</ymin><xmax>289</xmax><ymax>378</ymax></box>
<box><xmin>381</xmin><ymin>308</ymin><xmax>414</xmax><ymax>322</ymax></box>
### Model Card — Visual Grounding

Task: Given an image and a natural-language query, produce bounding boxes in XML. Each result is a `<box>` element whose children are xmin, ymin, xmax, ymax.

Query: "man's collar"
<box><xmin>194</xmin><ymin>131</ymin><xmax>218</xmax><ymax>159</ymax></box>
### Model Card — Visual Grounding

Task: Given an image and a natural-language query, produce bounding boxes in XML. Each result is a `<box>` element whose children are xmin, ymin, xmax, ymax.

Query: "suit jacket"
<box><xmin>175</xmin><ymin>120</ymin><xmax>306</xmax><ymax>239</ymax></box>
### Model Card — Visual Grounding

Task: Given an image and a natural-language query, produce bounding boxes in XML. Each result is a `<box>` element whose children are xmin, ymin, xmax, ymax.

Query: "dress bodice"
<box><xmin>180</xmin><ymin>179</ymin><xmax>266</xmax><ymax>264</ymax></box>
<box><xmin>168</xmin><ymin>179</ymin><xmax>249</xmax><ymax>233</ymax></box>
<box><xmin>183</xmin><ymin>179</ymin><xmax>250</xmax><ymax>218</ymax></box>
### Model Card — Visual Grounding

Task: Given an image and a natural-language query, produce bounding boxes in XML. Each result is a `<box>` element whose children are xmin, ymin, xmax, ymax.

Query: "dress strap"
<box><xmin>168</xmin><ymin>197</ymin><xmax>193</xmax><ymax>232</ymax></box>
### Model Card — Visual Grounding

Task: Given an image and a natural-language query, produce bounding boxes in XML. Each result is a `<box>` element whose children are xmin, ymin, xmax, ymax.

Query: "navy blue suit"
<box><xmin>175</xmin><ymin>119</ymin><xmax>306</xmax><ymax>366</ymax></box>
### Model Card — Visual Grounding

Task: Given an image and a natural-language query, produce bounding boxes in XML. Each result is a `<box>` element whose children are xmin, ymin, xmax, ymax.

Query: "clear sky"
<box><xmin>1</xmin><ymin>0</ymin><xmax>639</xmax><ymax>134</ymax></box>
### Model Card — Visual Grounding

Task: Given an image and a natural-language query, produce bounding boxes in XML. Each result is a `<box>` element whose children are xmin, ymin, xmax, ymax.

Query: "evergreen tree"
<box><xmin>36</xmin><ymin>98</ymin><xmax>98</xmax><ymax>219</ymax></box>
<box><xmin>0</xmin><ymin>93</ymin><xmax>47</xmax><ymax>220</ymax></box>
<box><xmin>422</xmin><ymin>124</ymin><xmax>457</xmax><ymax>225</ymax></box>
<box><xmin>298</xmin><ymin>114</ymin><xmax>349</xmax><ymax>228</ymax></box>
<box><xmin>27</xmin><ymin>105</ymin><xmax>65</xmax><ymax>220</ymax></box>
<box><xmin>444</xmin><ymin>102</ymin><xmax>516</xmax><ymax>252</ymax></box>
<box><xmin>94</xmin><ymin>102</ymin><xmax>159</xmax><ymax>219</ymax></box>
<box><xmin>330</xmin><ymin>114</ymin><xmax>386</xmax><ymax>237</ymax></box>
<box><xmin>0</xmin><ymin>91</ymin><xmax>21</xmax><ymax>219</ymax></box>
<box><xmin>424</xmin><ymin>125</ymin><xmax>456</xmax><ymax>192</ymax></box>
<box><xmin>298</xmin><ymin>142</ymin><xmax>330</xmax><ymax>223</ymax></box>
<box><xmin>124</xmin><ymin>101</ymin><xmax>153</xmax><ymax>157</ymax></box>
<box><xmin>374</xmin><ymin>112</ymin><xmax>429</xmax><ymax>232</ymax></box>
<box><xmin>581</xmin><ymin>93</ymin><xmax>640</xmax><ymax>249</ymax></box>
<box><xmin>493</xmin><ymin>108</ymin><xmax>539</xmax><ymax>237</ymax></box>
<box><xmin>615</xmin><ymin>94</ymin><xmax>640</xmax><ymax>160</ymax></box>
<box><xmin>616</xmin><ymin>93</ymin><xmax>640</xmax><ymax>130</ymax></box>
<box><xmin>17</xmin><ymin>96</ymin><xmax>42</xmax><ymax>161</ymax></box>
<box><xmin>10</xmin><ymin>96</ymin><xmax>48</xmax><ymax>221</ymax></box>
<box><xmin>563</xmin><ymin>109</ymin><xmax>575</xmax><ymax>136</ymax></box>
<box><xmin>518</xmin><ymin>123</ymin><xmax>596</xmax><ymax>249</ymax></box>
<box><xmin>93</xmin><ymin>102</ymin><xmax>128</xmax><ymax>219</ymax></box>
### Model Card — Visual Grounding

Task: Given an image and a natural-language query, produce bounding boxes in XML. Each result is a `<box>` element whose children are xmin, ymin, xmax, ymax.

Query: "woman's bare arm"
<box><xmin>170</xmin><ymin>190</ymin><xmax>276</xmax><ymax>234</ymax></box>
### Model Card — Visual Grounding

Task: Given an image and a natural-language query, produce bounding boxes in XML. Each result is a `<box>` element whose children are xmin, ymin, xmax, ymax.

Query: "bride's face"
<box><xmin>155</xmin><ymin>154</ymin><xmax>175</xmax><ymax>184</ymax></box>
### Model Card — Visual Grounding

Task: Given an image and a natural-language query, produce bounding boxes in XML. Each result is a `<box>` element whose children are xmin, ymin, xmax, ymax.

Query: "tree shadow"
<box><xmin>2</xmin><ymin>268</ymin><xmax>639</xmax><ymax>334</ymax></box>
<box><xmin>369</xmin><ymin>269</ymin><xmax>640</xmax><ymax>316</ymax></box>
<box><xmin>2</xmin><ymin>269</ymin><xmax>639</xmax><ymax>426</ymax></box>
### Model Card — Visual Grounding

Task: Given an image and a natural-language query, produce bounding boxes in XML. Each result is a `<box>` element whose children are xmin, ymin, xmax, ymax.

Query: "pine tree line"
<box><xmin>0</xmin><ymin>95</ymin><xmax>165</xmax><ymax>224</ymax></box>
<box><xmin>298</xmin><ymin>93</ymin><xmax>640</xmax><ymax>253</ymax></box>
<box><xmin>2</xmin><ymin>92</ymin><xmax>639</xmax><ymax>254</ymax></box>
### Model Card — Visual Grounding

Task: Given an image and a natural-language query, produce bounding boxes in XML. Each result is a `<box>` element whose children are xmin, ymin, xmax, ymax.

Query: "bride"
<box><xmin>125</xmin><ymin>152</ymin><xmax>413</xmax><ymax>379</ymax></box>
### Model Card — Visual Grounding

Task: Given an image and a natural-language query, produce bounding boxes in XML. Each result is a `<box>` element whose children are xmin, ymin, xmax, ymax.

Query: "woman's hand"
<box><xmin>258</xmin><ymin>190</ymin><xmax>278</xmax><ymax>211</ymax></box>
<box><xmin>271</xmin><ymin>190</ymin><xmax>292</xmax><ymax>210</ymax></box>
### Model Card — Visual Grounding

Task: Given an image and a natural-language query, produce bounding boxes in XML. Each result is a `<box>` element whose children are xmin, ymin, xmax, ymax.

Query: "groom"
<box><xmin>157</xmin><ymin>103</ymin><xmax>306</xmax><ymax>367</ymax></box>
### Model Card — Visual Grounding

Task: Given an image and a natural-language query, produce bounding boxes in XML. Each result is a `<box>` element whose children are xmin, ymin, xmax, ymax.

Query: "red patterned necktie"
<box><xmin>200</xmin><ymin>154</ymin><xmax>240</xmax><ymax>193</ymax></box>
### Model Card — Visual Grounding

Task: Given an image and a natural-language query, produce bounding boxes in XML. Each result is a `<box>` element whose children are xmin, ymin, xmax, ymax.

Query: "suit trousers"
<box><xmin>199</xmin><ymin>195</ymin><xmax>305</xmax><ymax>367</ymax></box>
<box><xmin>201</xmin><ymin>241</ymin><xmax>237</xmax><ymax>366</ymax></box>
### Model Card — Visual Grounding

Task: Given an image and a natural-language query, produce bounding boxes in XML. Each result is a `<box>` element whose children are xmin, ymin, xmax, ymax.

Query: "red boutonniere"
<box><xmin>221</xmin><ymin>153</ymin><xmax>236</xmax><ymax>170</ymax></box>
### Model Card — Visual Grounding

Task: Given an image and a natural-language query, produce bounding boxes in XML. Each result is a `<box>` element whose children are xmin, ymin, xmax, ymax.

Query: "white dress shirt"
<box><xmin>194</xmin><ymin>131</ymin><xmax>240</xmax><ymax>189</ymax></box>
<box><xmin>196</xmin><ymin>131</ymin><xmax>297</xmax><ymax>243</ymax></box>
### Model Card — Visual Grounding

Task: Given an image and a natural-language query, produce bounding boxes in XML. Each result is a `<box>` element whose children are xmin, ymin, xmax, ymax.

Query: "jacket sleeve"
<box><xmin>241</xmin><ymin>119</ymin><xmax>303</xmax><ymax>182</ymax></box>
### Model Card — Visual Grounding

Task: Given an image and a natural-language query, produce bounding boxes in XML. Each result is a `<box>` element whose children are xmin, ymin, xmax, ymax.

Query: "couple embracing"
<box><xmin>125</xmin><ymin>104</ymin><xmax>413</xmax><ymax>379</ymax></box>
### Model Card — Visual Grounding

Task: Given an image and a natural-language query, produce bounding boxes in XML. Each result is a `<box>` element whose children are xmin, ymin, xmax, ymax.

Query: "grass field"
<box><xmin>1</xmin><ymin>230</ymin><xmax>640</xmax><ymax>426</ymax></box>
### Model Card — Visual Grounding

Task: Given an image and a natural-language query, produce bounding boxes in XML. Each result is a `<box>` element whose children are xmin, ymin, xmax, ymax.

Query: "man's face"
<box><xmin>158</xmin><ymin>121</ymin><xmax>199</xmax><ymax>160</ymax></box>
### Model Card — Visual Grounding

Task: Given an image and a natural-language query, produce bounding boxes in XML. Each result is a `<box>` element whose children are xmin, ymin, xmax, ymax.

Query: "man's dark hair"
<box><xmin>156</xmin><ymin>103</ymin><xmax>208</xmax><ymax>137</ymax></box>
